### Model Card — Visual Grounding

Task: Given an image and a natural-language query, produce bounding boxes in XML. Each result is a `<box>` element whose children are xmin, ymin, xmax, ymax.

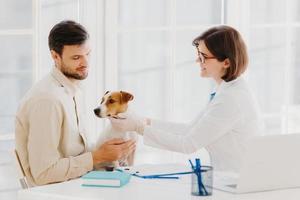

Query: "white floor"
<box><xmin>0</xmin><ymin>149</ymin><xmax>20</xmax><ymax>200</ymax></box>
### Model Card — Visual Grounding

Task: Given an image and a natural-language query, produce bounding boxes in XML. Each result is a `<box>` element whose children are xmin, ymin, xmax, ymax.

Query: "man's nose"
<box><xmin>80</xmin><ymin>56</ymin><xmax>89</xmax><ymax>66</ymax></box>
<box><xmin>94</xmin><ymin>108</ymin><xmax>101</xmax><ymax>116</ymax></box>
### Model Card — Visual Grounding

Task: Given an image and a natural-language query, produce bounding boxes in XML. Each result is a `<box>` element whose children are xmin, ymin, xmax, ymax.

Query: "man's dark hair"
<box><xmin>48</xmin><ymin>20</ymin><xmax>89</xmax><ymax>56</ymax></box>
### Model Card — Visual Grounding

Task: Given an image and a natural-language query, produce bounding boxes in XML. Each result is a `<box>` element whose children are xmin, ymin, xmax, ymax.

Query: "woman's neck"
<box><xmin>214</xmin><ymin>77</ymin><xmax>223</xmax><ymax>85</ymax></box>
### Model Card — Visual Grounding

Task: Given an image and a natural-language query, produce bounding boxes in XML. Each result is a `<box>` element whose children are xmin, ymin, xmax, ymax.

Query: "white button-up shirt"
<box><xmin>15</xmin><ymin>67</ymin><xmax>93</xmax><ymax>186</ymax></box>
<box><xmin>143</xmin><ymin>77</ymin><xmax>264</xmax><ymax>173</ymax></box>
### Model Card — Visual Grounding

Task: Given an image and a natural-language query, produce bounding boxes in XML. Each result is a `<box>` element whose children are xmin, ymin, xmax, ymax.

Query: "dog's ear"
<box><xmin>120</xmin><ymin>91</ymin><xmax>134</xmax><ymax>103</ymax></box>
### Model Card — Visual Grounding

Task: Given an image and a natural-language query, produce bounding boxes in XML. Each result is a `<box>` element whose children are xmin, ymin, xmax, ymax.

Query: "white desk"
<box><xmin>17</xmin><ymin>164</ymin><xmax>300</xmax><ymax>200</ymax></box>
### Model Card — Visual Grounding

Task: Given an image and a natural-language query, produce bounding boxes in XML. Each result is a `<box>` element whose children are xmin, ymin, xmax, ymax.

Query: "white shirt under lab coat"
<box><xmin>143</xmin><ymin>77</ymin><xmax>264</xmax><ymax>173</ymax></box>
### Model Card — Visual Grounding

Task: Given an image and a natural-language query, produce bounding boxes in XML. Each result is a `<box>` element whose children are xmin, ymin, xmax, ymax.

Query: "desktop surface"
<box><xmin>17</xmin><ymin>164</ymin><xmax>300</xmax><ymax>200</ymax></box>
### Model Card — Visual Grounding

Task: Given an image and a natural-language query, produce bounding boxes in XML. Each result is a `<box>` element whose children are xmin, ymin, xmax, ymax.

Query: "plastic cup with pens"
<box><xmin>189</xmin><ymin>158</ymin><xmax>213</xmax><ymax>196</ymax></box>
<box><xmin>116</xmin><ymin>158</ymin><xmax>213</xmax><ymax>196</ymax></box>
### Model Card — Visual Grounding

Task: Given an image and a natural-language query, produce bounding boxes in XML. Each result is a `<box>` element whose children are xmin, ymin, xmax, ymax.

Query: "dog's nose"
<box><xmin>94</xmin><ymin>108</ymin><xmax>101</xmax><ymax>116</ymax></box>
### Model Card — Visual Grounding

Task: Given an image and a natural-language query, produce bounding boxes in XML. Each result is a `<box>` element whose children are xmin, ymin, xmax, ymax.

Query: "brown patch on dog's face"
<box><xmin>94</xmin><ymin>91</ymin><xmax>134</xmax><ymax>118</ymax></box>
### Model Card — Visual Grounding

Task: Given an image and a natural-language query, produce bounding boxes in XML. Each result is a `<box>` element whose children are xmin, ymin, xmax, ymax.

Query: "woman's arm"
<box><xmin>148</xmin><ymin>119</ymin><xmax>189</xmax><ymax>136</ymax></box>
<box><xmin>148</xmin><ymin>108</ymin><xmax>207</xmax><ymax>136</ymax></box>
<box><xmin>143</xmin><ymin>95</ymin><xmax>241</xmax><ymax>154</ymax></box>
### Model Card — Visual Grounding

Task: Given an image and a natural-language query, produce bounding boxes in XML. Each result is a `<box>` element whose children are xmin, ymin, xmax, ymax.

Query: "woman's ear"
<box><xmin>223</xmin><ymin>58</ymin><xmax>231</xmax><ymax>69</ymax></box>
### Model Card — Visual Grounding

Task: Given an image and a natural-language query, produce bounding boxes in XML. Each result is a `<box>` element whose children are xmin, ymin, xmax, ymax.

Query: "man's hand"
<box><xmin>92</xmin><ymin>138</ymin><xmax>136</xmax><ymax>165</ymax></box>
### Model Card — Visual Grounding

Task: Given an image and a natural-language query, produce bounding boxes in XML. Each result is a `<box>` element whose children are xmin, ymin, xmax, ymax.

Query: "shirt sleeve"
<box><xmin>150</xmin><ymin>119</ymin><xmax>189</xmax><ymax>136</ymax></box>
<box><xmin>27</xmin><ymin>98</ymin><xmax>93</xmax><ymax>185</ymax></box>
<box><xmin>143</xmin><ymin>94</ymin><xmax>241</xmax><ymax>154</ymax></box>
<box><xmin>149</xmin><ymin>109</ymin><xmax>207</xmax><ymax>136</ymax></box>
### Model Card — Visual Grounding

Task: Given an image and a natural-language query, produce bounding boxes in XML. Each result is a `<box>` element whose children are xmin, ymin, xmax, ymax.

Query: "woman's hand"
<box><xmin>109</xmin><ymin>112</ymin><xmax>148</xmax><ymax>134</ymax></box>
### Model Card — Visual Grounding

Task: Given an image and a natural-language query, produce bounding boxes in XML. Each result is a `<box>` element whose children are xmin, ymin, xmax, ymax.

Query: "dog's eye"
<box><xmin>108</xmin><ymin>99</ymin><xmax>115</xmax><ymax>104</ymax></box>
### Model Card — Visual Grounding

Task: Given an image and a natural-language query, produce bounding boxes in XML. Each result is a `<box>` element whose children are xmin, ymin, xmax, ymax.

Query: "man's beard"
<box><xmin>60</xmin><ymin>62</ymin><xmax>88</xmax><ymax>80</ymax></box>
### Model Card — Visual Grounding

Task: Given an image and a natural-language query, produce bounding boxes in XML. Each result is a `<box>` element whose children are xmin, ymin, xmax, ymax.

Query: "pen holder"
<box><xmin>191</xmin><ymin>166</ymin><xmax>213</xmax><ymax>196</ymax></box>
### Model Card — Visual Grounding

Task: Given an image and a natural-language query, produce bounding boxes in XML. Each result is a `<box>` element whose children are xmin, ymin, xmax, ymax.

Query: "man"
<box><xmin>15</xmin><ymin>20</ymin><xmax>136</xmax><ymax>186</ymax></box>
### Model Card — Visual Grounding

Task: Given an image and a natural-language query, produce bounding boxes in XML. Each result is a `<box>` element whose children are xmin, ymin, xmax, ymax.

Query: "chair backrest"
<box><xmin>13</xmin><ymin>149</ymin><xmax>28</xmax><ymax>189</ymax></box>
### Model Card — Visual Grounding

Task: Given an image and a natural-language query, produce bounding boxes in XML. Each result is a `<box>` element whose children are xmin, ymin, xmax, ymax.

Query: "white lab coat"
<box><xmin>143</xmin><ymin>76</ymin><xmax>264</xmax><ymax>173</ymax></box>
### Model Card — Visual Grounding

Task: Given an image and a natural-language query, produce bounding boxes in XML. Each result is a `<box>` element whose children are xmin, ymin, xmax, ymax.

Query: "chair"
<box><xmin>13</xmin><ymin>149</ymin><xmax>29</xmax><ymax>189</ymax></box>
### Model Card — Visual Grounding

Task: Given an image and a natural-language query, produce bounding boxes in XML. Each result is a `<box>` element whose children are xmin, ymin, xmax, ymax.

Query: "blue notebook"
<box><xmin>81</xmin><ymin>171</ymin><xmax>131</xmax><ymax>188</ymax></box>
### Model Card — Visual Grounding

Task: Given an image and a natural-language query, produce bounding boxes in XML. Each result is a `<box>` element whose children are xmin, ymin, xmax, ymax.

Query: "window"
<box><xmin>0</xmin><ymin>1</ymin><xmax>101</xmax><ymax>197</ymax></box>
<box><xmin>114</xmin><ymin>0</ymin><xmax>222</xmax><ymax>122</ymax></box>
<box><xmin>104</xmin><ymin>0</ymin><xmax>224</xmax><ymax>164</ymax></box>
<box><xmin>0</xmin><ymin>0</ymin><xmax>34</xmax><ymax>197</ymax></box>
<box><xmin>0</xmin><ymin>0</ymin><xmax>33</xmax><ymax>141</ymax></box>
<box><xmin>247</xmin><ymin>0</ymin><xmax>300</xmax><ymax>134</ymax></box>
<box><xmin>105</xmin><ymin>0</ymin><xmax>300</xmax><ymax>164</ymax></box>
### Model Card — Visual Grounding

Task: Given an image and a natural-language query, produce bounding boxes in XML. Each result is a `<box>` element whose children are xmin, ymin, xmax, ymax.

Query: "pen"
<box><xmin>133</xmin><ymin>171</ymin><xmax>194</xmax><ymax>179</ymax></box>
<box><xmin>195</xmin><ymin>159</ymin><xmax>203</xmax><ymax>195</ymax></box>
<box><xmin>142</xmin><ymin>176</ymin><xmax>179</xmax><ymax>179</ymax></box>
<box><xmin>189</xmin><ymin>159</ymin><xmax>195</xmax><ymax>170</ymax></box>
<box><xmin>116</xmin><ymin>166</ymin><xmax>194</xmax><ymax>179</ymax></box>
<box><xmin>142</xmin><ymin>171</ymin><xmax>193</xmax><ymax>177</ymax></box>
<box><xmin>195</xmin><ymin>158</ymin><xmax>208</xmax><ymax>195</ymax></box>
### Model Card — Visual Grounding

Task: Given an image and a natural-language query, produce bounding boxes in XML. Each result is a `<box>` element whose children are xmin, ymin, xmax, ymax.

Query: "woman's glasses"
<box><xmin>196</xmin><ymin>47</ymin><xmax>216</xmax><ymax>64</ymax></box>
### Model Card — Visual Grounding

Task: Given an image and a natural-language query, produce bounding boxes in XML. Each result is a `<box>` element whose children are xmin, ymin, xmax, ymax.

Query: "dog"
<box><xmin>94</xmin><ymin>90</ymin><xmax>137</xmax><ymax>168</ymax></box>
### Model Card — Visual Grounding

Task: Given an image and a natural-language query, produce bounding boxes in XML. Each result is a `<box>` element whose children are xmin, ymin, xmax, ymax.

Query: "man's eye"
<box><xmin>73</xmin><ymin>56</ymin><xmax>80</xmax><ymax>60</ymax></box>
<box><xmin>108</xmin><ymin>99</ymin><xmax>115</xmax><ymax>104</ymax></box>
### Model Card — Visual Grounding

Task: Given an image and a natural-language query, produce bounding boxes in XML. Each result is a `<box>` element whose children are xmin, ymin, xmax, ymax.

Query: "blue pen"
<box><xmin>196</xmin><ymin>158</ymin><xmax>208</xmax><ymax>195</ymax></box>
<box><xmin>142</xmin><ymin>171</ymin><xmax>193</xmax><ymax>177</ymax></box>
<box><xmin>141</xmin><ymin>175</ymin><xmax>179</xmax><ymax>179</ymax></box>
<box><xmin>195</xmin><ymin>159</ymin><xmax>203</xmax><ymax>195</ymax></box>
<box><xmin>189</xmin><ymin>159</ymin><xmax>195</xmax><ymax>170</ymax></box>
<box><xmin>115</xmin><ymin>169</ymin><xmax>179</xmax><ymax>179</ymax></box>
<box><xmin>116</xmin><ymin>165</ymin><xmax>195</xmax><ymax>180</ymax></box>
<box><xmin>134</xmin><ymin>171</ymin><xmax>194</xmax><ymax>179</ymax></box>
<box><xmin>132</xmin><ymin>173</ymin><xmax>180</xmax><ymax>179</ymax></box>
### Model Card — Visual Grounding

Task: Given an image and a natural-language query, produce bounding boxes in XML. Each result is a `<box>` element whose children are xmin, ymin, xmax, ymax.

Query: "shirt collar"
<box><xmin>51</xmin><ymin>67</ymin><xmax>81</xmax><ymax>96</ymax></box>
<box><xmin>213</xmin><ymin>76</ymin><xmax>243</xmax><ymax>96</ymax></box>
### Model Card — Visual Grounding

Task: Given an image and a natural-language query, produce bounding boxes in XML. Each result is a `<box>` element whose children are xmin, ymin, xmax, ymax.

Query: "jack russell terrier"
<box><xmin>93</xmin><ymin>91</ymin><xmax>137</xmax><ymax>169</ymax></box>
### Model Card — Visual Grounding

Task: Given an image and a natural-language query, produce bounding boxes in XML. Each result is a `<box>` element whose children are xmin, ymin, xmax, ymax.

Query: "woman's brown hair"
<box><xmin>192</xmin><ymin>25</ymin><xmax>248</xmax><ymax>82</ymax></box>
